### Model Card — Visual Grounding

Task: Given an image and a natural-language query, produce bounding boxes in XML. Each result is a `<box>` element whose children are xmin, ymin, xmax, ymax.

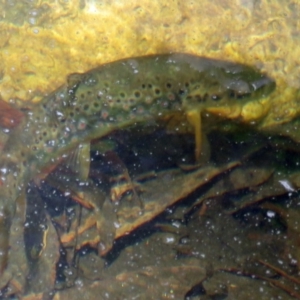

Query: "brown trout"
<box><xmin>0</xmin><ymin>53</ymin><xmax>275</xmax><ymax>275</ymax></box>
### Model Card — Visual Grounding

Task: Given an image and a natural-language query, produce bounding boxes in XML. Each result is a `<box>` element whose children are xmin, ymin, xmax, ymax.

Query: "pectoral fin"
<box><xmin>66</xmin><ymin>143</ymin><xmax>91</xmax><ymax>181</ymax></box>
<box><xmin>186</xmin><ymin>110</ymin><xmax>210</xmax><ymax>163</ymax></box>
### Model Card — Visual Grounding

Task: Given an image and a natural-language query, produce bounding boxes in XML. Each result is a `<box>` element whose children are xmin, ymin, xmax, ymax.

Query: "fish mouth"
<box><xmin>246</xmin><ymin>74</ymin><xmax>276</xmax><ymax>99</ymax></box>
<box><xmin>205</xmin><ymin>99</ymin><xmax>270</xmax><ymax>123</ymax></box>
<box><xmin>251</xmin><ymin>76</ymin><xmax>276</xmax><ymax>95</ymax></box>
<box><xmin>206</xmin><ymin>74</ymin><xmax>276</xmax><ymax>122</ymax></box>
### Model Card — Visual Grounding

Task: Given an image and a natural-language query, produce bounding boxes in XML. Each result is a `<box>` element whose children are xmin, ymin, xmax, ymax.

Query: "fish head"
<box><xmin>180</xmin><ymin>56</ymin><xmax>276</xmax><ymax>122</ymax></box>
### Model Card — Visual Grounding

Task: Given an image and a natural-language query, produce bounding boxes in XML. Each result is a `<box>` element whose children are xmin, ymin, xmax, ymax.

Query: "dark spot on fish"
<box><xmin>195</xmin><ymin>95</ymin><xmax>203</xmax><ymax>102</ymax></box>
<box><xmin>166</xmin><ymin>82</ymin><xmax>172</xmax><ymax>89</ymax></box>
<box><xmin>134</xmin><ymin>91</ymin><xmax>141</xmax><ymax>98</ymax></box>
<box><xmin>93</xmin><ymin>102</ymin><xmax>99</xmax><ymax>107</ymax></box>
<box><xmin>178</xmin><ymin>89</ymin><xmax>185</xmax><ymax>96</ymax></box>
<box><xmin>155</xmin><ymin>88</ymin><xmax>161</xmax><ymax>95</ymax></box>
<box><xmin>69</xmin><ymin>112</ymin><xmax>74</xmax><ymax>117</ymax></box>
<box><xmin>87</xmin><ymin>91</ymin><xmax>92</xmax><ymax>95</ymax></box>
<box><xmin>185</xmin><ymin>82</ymin><xmax>190</xmax><ymax>88</ymax></box>
<box><xmin>141</xmin><ymin>84</ymin><xmax>146</xmax><ymax>89</ymax></box>
<box><xmin>83</xmin><ymin>104</ymin><xmax>89</xmax><ymax>111</ymax></box>
<box><xmin>120</xmin><ymin>92</ymin><xmax>126</xmax><ymax>98</ymax></box>
<box><xmin>229</xmin><ymin>90</ymin><xmax>236</xmax><ymax>99</ymax></box>
<box><xmin>148</xmin><ymin>84</ymin><xmax>152</xmax><ymax>89</ymax></box>
<box><xmin>80</xmin><ymin>93</ymin><xmax>85</xmax><ymax>99</ymax></box>
<box><xmin>43</xmin><ymin>131</ymin><xmax>47</xmax><ymax>136</ymax></box>
<box><xmin>75</xmin><ymin>107</ymin><xmax>80</xmax><ymax>112</ymax></box>
<box><xmin>116</xmin><ymin>99</ymin><xmax>121</xmax><ymax>103</ymax></box>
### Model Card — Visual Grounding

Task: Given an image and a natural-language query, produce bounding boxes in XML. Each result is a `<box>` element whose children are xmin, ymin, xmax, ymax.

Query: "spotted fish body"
<box><xmin>0</xmin><ymin>53</ymin><xmax>275</xmax><ymax>272</ymax></box>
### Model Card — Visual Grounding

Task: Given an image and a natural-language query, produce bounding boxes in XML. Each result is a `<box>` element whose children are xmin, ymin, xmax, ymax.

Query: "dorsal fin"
<box><xmin>0</xmin><ymin>98</ymin><xmax>24</xmax><ymax>129</ymax></box>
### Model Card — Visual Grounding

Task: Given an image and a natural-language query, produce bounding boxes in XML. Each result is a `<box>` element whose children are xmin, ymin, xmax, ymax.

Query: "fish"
<box><xmin>0</xmin><ymin>53</ymin><xmax>275</xmax><ymax>279</ymax></box>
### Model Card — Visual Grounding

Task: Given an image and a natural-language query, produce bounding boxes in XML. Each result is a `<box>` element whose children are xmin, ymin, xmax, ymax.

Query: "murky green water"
<box><xmin>0</xmin><ymin>1</ymin><xmax>299</xmax><ymax>299</ymax></box>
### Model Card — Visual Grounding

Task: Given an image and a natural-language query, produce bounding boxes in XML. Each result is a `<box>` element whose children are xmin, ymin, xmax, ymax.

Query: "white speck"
<box><xmin>290</xmin><ymin>258</ymin><xmax>298</xmax><ymax>265</ymax></box>
<box><xmin>56</xmin><ymin>111</ymin><xmax>64</xmax><ymax>117</ymax></box>
<box><xmin>278</xmin><ymin>179</ymin><xmax>295</xmax><ymax>192</ymax></box>
<box><xmin>47</xmin><ymin>140</ymin><xmax>56</xmax><ymax>147</ymax></box>
<box><xmin>163</xmin><ymin>235</ymin><xmax>175</xmax><ymax>244</ymax></box>
<box><xmin>266</xmin><ymin>210</ymin><xmax>275</xmax><ymax>218</ymax></box>
<box><xmin>75</xmin><ymin>279</ymin><xmax>84</xmax><ymax>288</ymax></box>
<box><xmin>0</xmin><ymin>168</ymin><xmax>7</xmax><ymax>174</ymax></box>
<box><xmin>29</xmin><ymin>18</ymin><xmax>36</xmax><ymax>25</ymax></box>
<box><xmin>114</xmin><ymin>221</ymin><xmax>121</xmax><ymax>228</ymax></box>
<box><xmin>85</xmin><ymin>2</ymin><xmax>99</xmax><ymax>14</ymax></box>
<box><xmin>171</xmin><ymin>221</ymin><xmax>181</xmax><ymax>228</ymax></box>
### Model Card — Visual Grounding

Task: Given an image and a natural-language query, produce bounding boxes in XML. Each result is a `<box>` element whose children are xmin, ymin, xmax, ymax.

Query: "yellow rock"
<box><xmin>0</xmin><ymin>0</ymin><xmax>299</xmax><ymax>129</ymax></box>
